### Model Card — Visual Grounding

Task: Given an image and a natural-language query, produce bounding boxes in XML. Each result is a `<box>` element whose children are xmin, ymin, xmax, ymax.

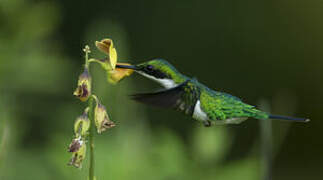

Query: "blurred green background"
<box><xmin>0</xmin><ymin>0</ymin><xmax>322</xmax><ymax>179</ymax></box>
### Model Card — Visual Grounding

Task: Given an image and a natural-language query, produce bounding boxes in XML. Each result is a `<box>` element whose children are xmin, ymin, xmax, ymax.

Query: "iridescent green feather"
<box><xmin>198</xmin><ymin>84</ymin><xmax>269</xmax><ymax>122</ymax></box>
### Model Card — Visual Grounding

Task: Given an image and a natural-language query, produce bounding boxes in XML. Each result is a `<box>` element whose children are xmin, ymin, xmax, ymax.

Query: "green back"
<box><xmin>197</xmin><ymin>82</ymin><xmax>269</xmax><ymax>121</ymax></box>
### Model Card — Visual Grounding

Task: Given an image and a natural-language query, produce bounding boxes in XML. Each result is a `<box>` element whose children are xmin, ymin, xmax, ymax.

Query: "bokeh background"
<box><xmin>0</xmin><ymin>0</ymin><xmax>322</xmax><ymax>179</ymax></box>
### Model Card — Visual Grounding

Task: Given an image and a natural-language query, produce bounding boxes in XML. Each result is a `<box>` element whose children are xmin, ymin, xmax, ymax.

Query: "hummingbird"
<box><xmin>116</xmin><ymin>59</ymin><xmax>309</xmax><ymax>127</ymax></box>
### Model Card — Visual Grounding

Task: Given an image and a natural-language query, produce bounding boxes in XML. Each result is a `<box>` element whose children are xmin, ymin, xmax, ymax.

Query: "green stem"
<box><xmin>84</xmin><ymin>45</ymin><xmax>90</xmax><ymax>69</ymax></box>
<box><xmin>84</xmin><ymin>45</ymin><xmax>95</xmax><ymax>180</ymax></box>
<box><xmin>88</xmin><ymin>95</ymin><xmax>96</xmax><ymax>180</ymax></box>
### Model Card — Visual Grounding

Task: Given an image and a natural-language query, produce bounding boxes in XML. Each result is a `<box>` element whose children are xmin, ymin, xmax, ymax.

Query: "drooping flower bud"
<box><xmin>74</xmin><ymin>108</ymin><xmax>90</xmax><ymax>137</ymax></box>
<box><xmin>73</xmin><ymin>68</ymin><xmax>91</xmax><ymax>102</ymax></box>
<box><xmin>107</xmin><ymin>63</ymin><xmax>134</xmax><ymax>84</ymax></box>
<box><xmin>94</xmin><ymin>103</ymin><xmax>115</xmax><ymax>134</ymax></box>
<box><xmin>94</xmin><ymin>38</ymin><xmax>117</xmax><ymax>70</ymax></box>
<box><xmin>68</xmin><ymin>137</ymin><xmax>86</xmax><ymax>168</ymax></box>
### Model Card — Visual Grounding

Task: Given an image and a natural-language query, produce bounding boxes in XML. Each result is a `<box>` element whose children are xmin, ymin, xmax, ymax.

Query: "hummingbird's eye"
<box><xmin>146</xmin><ymin>65</ymin><xmax>154</xmax><ymax>71</ymax></box>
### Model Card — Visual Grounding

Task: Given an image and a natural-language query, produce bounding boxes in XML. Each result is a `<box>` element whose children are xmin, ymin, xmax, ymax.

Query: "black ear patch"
<box><xmin>146</xmin><ymin>65</ymin><xmax>154</xmax><ymax>71</ymax></box>
<box><xmin>142</xmin><ymin>65</ymin><xmax>169</xmax><ymax>79</ymax></box>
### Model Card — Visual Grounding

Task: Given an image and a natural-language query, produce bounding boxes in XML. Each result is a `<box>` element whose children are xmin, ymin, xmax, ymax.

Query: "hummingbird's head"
<box><xmin>116</xmin><ymin>59</ymin><xmax>186</xmax><ymax>89</ymax></box>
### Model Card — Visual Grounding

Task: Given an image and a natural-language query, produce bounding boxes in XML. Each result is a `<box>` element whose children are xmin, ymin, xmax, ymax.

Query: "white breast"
<box><xmin>137</xmin><ymin>71</ymin><xmax>177</xmax><ymax>89</ymax></box>
<box><xmin>192</xmin><ymin>100</ymin><xmax>209</xmax><ymax>121</ymax></box>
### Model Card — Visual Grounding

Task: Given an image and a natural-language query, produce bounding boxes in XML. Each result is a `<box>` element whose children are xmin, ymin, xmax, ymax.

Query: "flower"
<box><xmin>74</xmin><ymin>108</ymin><xmax>90</xmax><ymax>137</ymax></box>
<box><xmin>68</xmin><ymin>137</ymin><xmax>86</xmax><ymax>168</ymax></box>
<box><xmin>107</xmin><ymin>63</ymin><xmax>134</xmax><ymax>84</ymax></box>
<box><xmin>94</xmin><ymin>38</ymin><xmax>117</xmax><ymax>70</ymax></box>
<box><xmin>90</xmin><ymin>38</ymin><xmax>135</xmax><ymax>84</ymax></box>
<box><xmin>68</xmin><ymin>107</ymin><xmax>90</xmax><ymax>168</ymax></box>
<box><xmin>94</xmin><ymin>103</ymin><xmax>115</xmax><ymax>134</ymax></box>
<box><xmin>73</xmin><ymin>68</ymin><xmax>91</xmax><ymax>101</ymax></box>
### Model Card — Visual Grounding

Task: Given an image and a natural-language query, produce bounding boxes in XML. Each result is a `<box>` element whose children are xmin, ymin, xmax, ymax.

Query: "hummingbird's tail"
<box><xmin>268</xmin><ymin>114</ymin><xmax>310</xmax><ymax>122</ymax></box>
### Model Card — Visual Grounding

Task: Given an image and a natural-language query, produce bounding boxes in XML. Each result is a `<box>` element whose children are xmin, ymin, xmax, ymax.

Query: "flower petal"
<box><xmin>107</xmin><ymin>63</ymin><xmax>134</xmax><ymax>84</ymax></box>
<box><xmin>95</xmin><ymin>39</ymin><xmax>111</xmax><ymax>55</ymax></box>
<box><xmin>109</xmin><ymin>47</ymin><xmax>117</xmax><ymax>69</ymax></box>
<box><xmin>95</xmin><ymin>38</ymin><xmax>117</xmax><ymax>70</ymax></box>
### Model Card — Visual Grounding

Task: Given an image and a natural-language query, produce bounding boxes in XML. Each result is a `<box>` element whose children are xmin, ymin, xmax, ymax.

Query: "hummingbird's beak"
<box><xmin>116</xmin><ymin>64</ymin><xmax>138</xmax><ymax>70</ymax></box>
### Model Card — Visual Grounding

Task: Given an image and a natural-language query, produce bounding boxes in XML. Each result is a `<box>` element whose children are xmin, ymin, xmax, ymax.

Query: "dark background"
<box><xmin>0</xmin><ymin>0</ymin><xmax>322</xmax><ymax>179</ymax></box>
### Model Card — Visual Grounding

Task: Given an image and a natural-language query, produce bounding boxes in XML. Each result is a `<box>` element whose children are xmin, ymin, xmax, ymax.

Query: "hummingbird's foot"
<box><xmin>203</xmin><ymin>120</ymin><xmax>212</xmax><ymax>127</ymax></box>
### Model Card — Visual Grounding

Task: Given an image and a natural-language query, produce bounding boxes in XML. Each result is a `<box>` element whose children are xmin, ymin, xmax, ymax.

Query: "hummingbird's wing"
<box><xmin>131</xmin><ymin>80</ymin><xmax>200</xmax><ymax>116</ymax></box>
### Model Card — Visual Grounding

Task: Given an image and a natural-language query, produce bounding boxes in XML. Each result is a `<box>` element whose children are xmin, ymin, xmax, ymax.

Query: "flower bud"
<box><xmin>73</xmin><ymin>68</ymin><xmax>91</xmax><ymax>101</ymax></box>
<box><xmin>74</xmin><ymin>108</ymin><xmax>90</xmax><ymax>137</ymax></box>
<box><xmin>94</xmin><ymin>103</ymin><xmax>115</xmax><ymax>134</ymax></box>
<box><xmin>83</xmin><ymin>45</ymin><xmax>91</xmax><ymax>54</ymax></box>
<box><xmin>95</xmin><ymin>38</ymin><xmax>117</xmax><ymax>70</ymax></box>
<box><xmin>68</xmin><ymin>137</ymin><xmax>86</xmax><ymax>168</ymax></box>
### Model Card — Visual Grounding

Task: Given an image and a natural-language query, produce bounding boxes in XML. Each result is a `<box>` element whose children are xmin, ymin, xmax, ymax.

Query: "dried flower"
<box><xmin>68</xmin><ymin>137</ymin><xmax>83</xmax><ymax>153</ymax></box>
<box><xmin>68</xmin><ymin>137</ymin><xmax>86</xmax><ymax>168</ymax></box>
<box><xmin>73</xmin><ymin>68</ymin><xmax>91</xmax><ymax>101</ymax></box>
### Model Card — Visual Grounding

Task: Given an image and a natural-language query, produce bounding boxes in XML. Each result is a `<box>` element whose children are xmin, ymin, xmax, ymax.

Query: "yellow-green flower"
<box><xmin>74</xmin><ymin>108</ymin><xmax>90</xmax><ymax>137</ymax></box>
<box><xmin>73</xmin><ymin>68</ymin><xmax>91</xmax><ymax>102</ymax></box>
<box><xmin>94</xmin><ymin>103</ymin><xmax>115</xmax><ymax>134</ymax></box>
<box><xmin>94</xmin><ymin>38</ymin><xmax>117</xmax><ymax>70</ymax></box>
<box><xmin>68</xmin><ymin>137</ymin><xmax>86</xmax><ymax>168</ymax></box>
<box><xmin>90</xmin><ymin>38</ymin><xmax>135</xmax><ymax>84</ymax></box>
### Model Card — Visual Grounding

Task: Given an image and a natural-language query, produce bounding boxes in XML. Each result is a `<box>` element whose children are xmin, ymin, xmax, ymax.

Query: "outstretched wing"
<box><xmin>131</xmin><ymin>80</ymin><xmax>200</xmax><ymax>116</ymax></box>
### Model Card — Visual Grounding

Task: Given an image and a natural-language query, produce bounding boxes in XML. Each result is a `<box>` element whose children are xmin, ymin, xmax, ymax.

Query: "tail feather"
<box><xmin>269</xmin><ymin>115</ymin><xmax>310</xmax><ymax>122</ymax></box>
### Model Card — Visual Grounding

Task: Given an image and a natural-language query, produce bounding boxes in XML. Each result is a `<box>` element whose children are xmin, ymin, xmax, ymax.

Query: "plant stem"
<box><xmin>84</xmin><ymin>45</ymin><xmax>95</xmax><ymax>180</ymax></box>
<box><xmin>88</xmin><ymin>95</ymin><xmax>95</xmax><ymax>180</ymax></box>
<box><xmin>84</xmin><ymin>45</ymin><xmax>90</xmax><ymax>69</ymax></box>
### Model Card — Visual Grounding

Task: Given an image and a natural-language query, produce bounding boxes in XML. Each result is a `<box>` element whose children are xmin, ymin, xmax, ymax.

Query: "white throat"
<box><xmin>137</xmin><ymin>71</ymin><xmax>177</xmax><ymax>89</ymax></box>
<box><xmin>193</xmin><ymin>100</ymin><xmax>209</xmax><ymax>121</ymax></box>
